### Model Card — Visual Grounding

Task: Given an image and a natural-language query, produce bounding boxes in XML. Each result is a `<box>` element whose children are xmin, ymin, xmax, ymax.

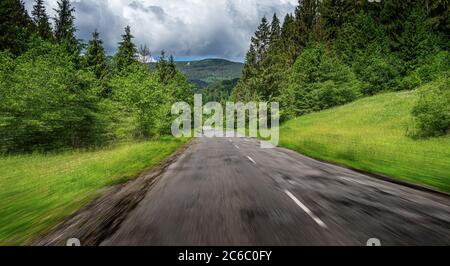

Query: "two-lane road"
<box><xmin>101</xmin><ymin>133</ymin><xmax>450</xmax><ymax>246</ymax></box>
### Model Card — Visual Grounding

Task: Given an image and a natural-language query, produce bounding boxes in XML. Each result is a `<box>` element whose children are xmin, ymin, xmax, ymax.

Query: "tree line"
<box><xmin>232</xmin><ymin>0</ymin><xmax>449</xmax><ymax>137</ymax></box>
<box><xmin>0</xmin><ymin>0</ymin><xmax>194</xmax><ymax>153</ymax></box>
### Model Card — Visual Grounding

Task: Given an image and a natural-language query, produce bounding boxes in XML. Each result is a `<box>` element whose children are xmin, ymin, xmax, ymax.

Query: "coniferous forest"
<box><xmin>233</xmin><ymin>0</ymin><xmax>449</xmax><ymax>137</ymax></box>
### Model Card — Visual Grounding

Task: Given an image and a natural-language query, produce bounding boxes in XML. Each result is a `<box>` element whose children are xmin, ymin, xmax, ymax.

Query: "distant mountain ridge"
<box><xmin>149</xmin><ymin>58</ymin><xmax>243</xmax><ymax>88</ymax></box>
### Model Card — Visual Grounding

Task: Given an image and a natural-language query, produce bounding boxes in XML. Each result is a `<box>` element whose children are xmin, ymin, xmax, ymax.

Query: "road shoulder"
<box><xmin>32</xmin><ymin>140</ymin><xmax>194</xmax><ymax>246</ymax></box>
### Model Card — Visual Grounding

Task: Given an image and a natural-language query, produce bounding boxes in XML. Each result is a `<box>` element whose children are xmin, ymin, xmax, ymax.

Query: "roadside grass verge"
<box><xmin>279</xmin><ymin>90</ymin><xmax>450</xmax><ymax>193</ymax></box>
<box><xmin>0</xmin><ymin>137</ymin><xmax>189</xmax><ymax>245</ymax></box>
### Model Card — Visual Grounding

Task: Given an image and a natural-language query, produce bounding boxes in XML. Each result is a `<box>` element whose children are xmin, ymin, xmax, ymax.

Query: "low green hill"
<box><xmin>150</xmin><ymin>58</ymin><xmax>243</xmax><ymax>88</ymax></box>
<box><xmin>280</xmin><ymin>90</ymin><xmax>450</xmax><ymax>192</ymax></box>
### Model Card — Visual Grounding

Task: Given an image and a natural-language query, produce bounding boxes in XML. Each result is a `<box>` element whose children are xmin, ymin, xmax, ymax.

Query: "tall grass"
<box><xmin>0</xmin><ymin>137</ymin><xmax>188</xmax><ymax>245</ymax></box>
<box><xmin>280</xmin><ymin>91</ymin><xmax>450</xmax><ymax>192</ymax></box>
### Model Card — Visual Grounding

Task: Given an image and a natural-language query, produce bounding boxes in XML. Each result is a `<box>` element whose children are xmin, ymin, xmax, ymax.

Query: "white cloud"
<box><xmin>24</xmin><ymin>0</ymin><xmax>297</xmax><ymax>61</ymax></box>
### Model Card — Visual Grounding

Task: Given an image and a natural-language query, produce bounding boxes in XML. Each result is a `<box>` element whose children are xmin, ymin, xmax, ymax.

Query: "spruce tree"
<box><xmin>253</xmin><ymin>16</ymin><xmax>271</xmax><ymax>62</ymax></box>
<box><xmin>280</xmin><ymin>13</ymin><xmax>298</xmax><ymax>64</ymax></box>
<box><xmin>0</xmin><ymin>0</ymin><xmax>33</xmax><ymax>55</ymax></box>
<box><xmin>85</xmin><ymin>30</ymin><xmax>107</xmax><ymax>79</ymax></box>
<box><xmin>54</xmin><ymin>0</ymin><xmax>76</xmax><ymax>41</ymax></box>
<box><xmin>157</xmin><ymin>50</ymin><xmax>167</xmax><ymax>69</ymax></box>
<box><xmin>169</xmin><ymin>55</ymin><xmax>176</xmax><ymax>75</ymax></box>
<box><xmin>138</xmin><ymin>44</ymin><xmax>151</xmax><ymax>64</ymax></box>
<box><xmin>53</xmin><ymin>0</ymin><xmax>78</xmax><ymax>55</ymax></box>
<box><xmin>292</xmin><ymin>0</ymin><xmax>320</xmax><ymax>55</ymax></box>
<box><xmin>156</xmin><ymin>51</ymin><xmax>176</xmax><ymax>84</ymax></box>
<box><xmin>32</xmin><ymin>0</ymin><xmax>52</xmax><ymax>40</ymax></box>
<box><xmin>321</xmin><ymin>0</ymin><xmax>357</xmax><ymax>40</ymax></box>
<box><xmin>241</xmin><ymin>44</ymin><xmax>257</xmax><ymax>81</ymax></box>
<box><xmin>295</xmin><ymin>0</ymin><xmax>320</xmax><ymax>30</ymax></box>
<box><xmin>114</xmin><ymin>25</ymin><xmax>137</xmax><ymax>72</ymax></box>
<box><xmin>270</xmin><ymin>13</ymin><xmax>281</xmax><ymax>44</ymax></box>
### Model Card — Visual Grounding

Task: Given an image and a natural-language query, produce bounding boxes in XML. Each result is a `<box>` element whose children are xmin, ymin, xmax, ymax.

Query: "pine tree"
<box><xmin>424</xmin><ymin>0</ymin><xmax>450</xmax><ymax>35</ymax></box>
<box><xmin>168</xmin><ymin>55</ymin><xmax>176</xmax><ymax>75</ymax></box>
<box><xmin>32</xmin><ymin>0</ymin><xmax>52</xmax><ymax>40</ymax></box>
<box><xmin>321</xmin><ymin>0</ymin><xmax>358</xmax><ymax>40</ymax></box>
<box><xmin>295</xmin><ymin>0</ymin><xmax>320</xmax><ymax>30</ymax></box>
<box><xmin>156</xmin><ymin>50</ymin><xmax>167</xmax><ymax>70</ymax></box>
<box><xmin>114</xmin><ymin>25</ymin><xmax>137</xmax><ymax>72</ymax></box>
<box><xmin>280</xmin><ymin>13</ymin><xmax>298</xmax><ymax>64</ymax></box>
<box><xmin>241</xmin><ymin>44</ymin><xmax>257</xmax><ymax>81</ymax></box>
<box><xmin>53</xmin><ymin>0</ymin><xmax>79</xmax><ymax>56</ymax></box>
<box><xmin>156</xmin><ymin>51</ymin><xmax>176</xmax><ymax>84</ymax></box>
<box><xmin>0</xmin><ymin>0</ymin><xmax>33</xmax><ymax>55</ymax></box>
<box><xmin>85</xmin><ymin>30</ymin><xmax>107</xmax><ymax>79</ymax></box>
<box><xmin>54</xmin><ymin>0</ymin><xmax>76</xmax><ymax>41</ymax></box>
<box><xmin>252</xmin><ymin>16</ymin><xmax>271</xmax><ymax>62</ymax></box>
<box><xmin>270</xmin><ymin>13</ymin><xmax>281</xmax><ymax>43</ymax></box>
<box><xmin>292</xmin><ymin>0</ymin><xmax>320</xmax><ymax>54</ymax></box>
<box><xmin>138</xmin><ymin>44</ymin><xmax>151</xmax><ymax>64</ymax></box>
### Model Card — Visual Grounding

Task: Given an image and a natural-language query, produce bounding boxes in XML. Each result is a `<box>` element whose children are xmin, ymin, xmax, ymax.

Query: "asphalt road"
<box><xmin>101</xmin><ymin>132</ymin><xmax>450</xmax><ymax>246</ymax></box>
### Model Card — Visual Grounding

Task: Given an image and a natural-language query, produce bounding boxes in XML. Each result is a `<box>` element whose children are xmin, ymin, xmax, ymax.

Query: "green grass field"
<box><xmin>279</xmin><ymin>90</ymin><xmax>450</xmax><ymax>193</ymax></box>
<box><xmin>0</xmin><ymin>137</ymin><xmax>188</xmax><ymax>245</ymax></box>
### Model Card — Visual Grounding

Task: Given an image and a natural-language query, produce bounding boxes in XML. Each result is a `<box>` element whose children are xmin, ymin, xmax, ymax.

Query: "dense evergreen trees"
<box><xmin>0</xmin><ymin>0</ymin><xmax>33</xmax><ymax>55</ymax></box>
<box><xmin>234</xmin><ymin>0</ymin><xmax>449</xmax><ymax>135</ymax></box>
<box><xmin>53</xmin><ymin>0</ymin><xmax>78</xmax><ymax>56</ymax></box>
<box><xmin>85</xmin><ymin>30</ymin><xmax>108</xmax><ymax>79</ymax></box>
<box><xmin>155</xmin><ymin>51</ymin><xmax>177</xmax><ymax>84</ymax></box>
<box><xmin>32</xmin><ymin>0</ymin><xmax>52</xmax><ymax>40</ymax></box>
<box><xmin>0</xmin><ymin>0</ymin><xmax>194</xmax><ymax>153</ymax></box>
<box><xmin>114</xmin><ymin>26</ymin><xmax>138</xmax><ymax>73</ymax></box>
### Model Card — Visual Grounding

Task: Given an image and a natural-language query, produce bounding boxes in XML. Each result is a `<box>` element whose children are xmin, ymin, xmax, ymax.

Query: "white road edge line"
<box><xmin>284</xmin><ymin>190</ymin><xmax>328</xmax><ymax>229</ymax></box>
<box><xmin>246</xmin><ymin>156</ymin><xmax>256</xmax><ymax>164</ymax></box>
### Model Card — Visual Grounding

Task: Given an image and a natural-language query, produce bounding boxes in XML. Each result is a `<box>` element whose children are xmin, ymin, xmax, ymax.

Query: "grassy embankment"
<box><xmin>0</xmin><ymin>137</ymin><xmax>189</xmax><ymax>245</ymax></box>
<box><xmin>279</xmin><ymin>90</ymin><xmax>450</xmax><ymax>193</ymax></box>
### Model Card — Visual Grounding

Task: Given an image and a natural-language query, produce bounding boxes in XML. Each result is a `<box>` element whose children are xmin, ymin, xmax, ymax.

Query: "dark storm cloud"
<box><xmin>73</xmin><ymin>1</ymin><xmax>127</xmax><ymax>53</ymax></box>
<box><xmin>23</xmin><ymin>0</ymin><xmax>297</xmax><ymax>61</ymax></box>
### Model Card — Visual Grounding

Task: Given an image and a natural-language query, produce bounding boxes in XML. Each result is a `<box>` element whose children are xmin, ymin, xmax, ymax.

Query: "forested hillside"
<box><xmin>233</xmin><ymin>0</ymin><xmax>449</xmax><ymax>137</ymax></box>
<box><xmin>199</xmin><ymin>78</ymin><xmax>240</xmax><ymax>104</ymax></box>
<box><xmin>0</xmin><ymin>0</ymin><xmax>195</xmax><ymax>153</ymax></box>
<box><xmin>149</xmin><ymin>58</ymin><xmax>243</xmax><ymax>88</ymax></box>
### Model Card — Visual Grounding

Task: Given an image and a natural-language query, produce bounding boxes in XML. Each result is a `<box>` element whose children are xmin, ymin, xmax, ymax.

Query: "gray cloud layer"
<box><xmin>24</xmin><ymin>0</ymin><xmax>297</xmax><ymax>61</ymax></box>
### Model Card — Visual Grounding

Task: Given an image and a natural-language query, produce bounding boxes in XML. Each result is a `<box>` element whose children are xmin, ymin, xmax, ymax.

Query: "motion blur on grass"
<box><xmin>279</xmin><ymin>90</ymin><xmax>450</xmax><ymax>193</ymax></box>
<box><xmin>0</xmin><ymin>137</ymin><xmax>188</xmax><ymax>245</ymax></box>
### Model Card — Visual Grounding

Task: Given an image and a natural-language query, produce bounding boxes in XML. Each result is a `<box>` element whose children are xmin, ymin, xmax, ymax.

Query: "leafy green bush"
<box><xmin>354</xmin><ymin>54</ymin><xmax>401</xmax><ymax>95</ymax></box>
<box><xmin>398</xmin><ymin>51</ymin><xmax>450</xmax><ymax>90</ymax></box>
<box><xmin>334</xmin><ymin>13</ymin><xmax>403</xmax><ymax>96</ymax></box>
<box><xmin>335</xmin><ymin>13</ymin><xmax>390</xmax><ymax>65</ymax></box>
<box><xmin>109</xmin><ymin>64</ymin><xmax>168</xmax><ymax>139</ymax></box>
<box><xmin>109</xmin><ymin>64</ymin><xmax>195</xmax><ymax>139</ymax></box>
<box><xmin>283</xmin><ymin>44</ymin><xmax>360</xmax><ymax>117</ymax></box>
<box><xmin>412</xmin><ymin>76</ymin><xmax>450</xmax><ymax>137</ymax></box>
<box><xmin>0</xmin><ymin>40</ymin><xmax>105</xmax><ymax>152</ymax></box>
<box><xmin>312</xmin><ymin>80</ymin><xmax>360</xmax><ymax>110</ymax></box>
<box><xmin>0</xmin><ymin>35</ymin><xmax>195</xmax><ymax>153</ymax></box>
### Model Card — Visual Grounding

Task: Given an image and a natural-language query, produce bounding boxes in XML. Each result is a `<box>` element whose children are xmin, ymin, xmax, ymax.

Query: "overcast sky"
<box><xmin>24</xmin><ymin>0</ymin><xmax>297</xmax><ymax>62</ymax></box>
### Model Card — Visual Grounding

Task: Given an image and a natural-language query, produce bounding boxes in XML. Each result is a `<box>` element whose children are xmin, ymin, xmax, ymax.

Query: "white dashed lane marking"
<box><xmin>246</xmin><ymin>156</ymin><xmax>256</xmax><ymax>164</ymax></box>
<box><xmin>228</xmin><ymin>136</ymin><xmax>327</xmax><ymax>229</ymax></box>
<box><xmin>284</xmin><ymin>190</ymin><xmax>328</xmax><ymax>229</ymax></box>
